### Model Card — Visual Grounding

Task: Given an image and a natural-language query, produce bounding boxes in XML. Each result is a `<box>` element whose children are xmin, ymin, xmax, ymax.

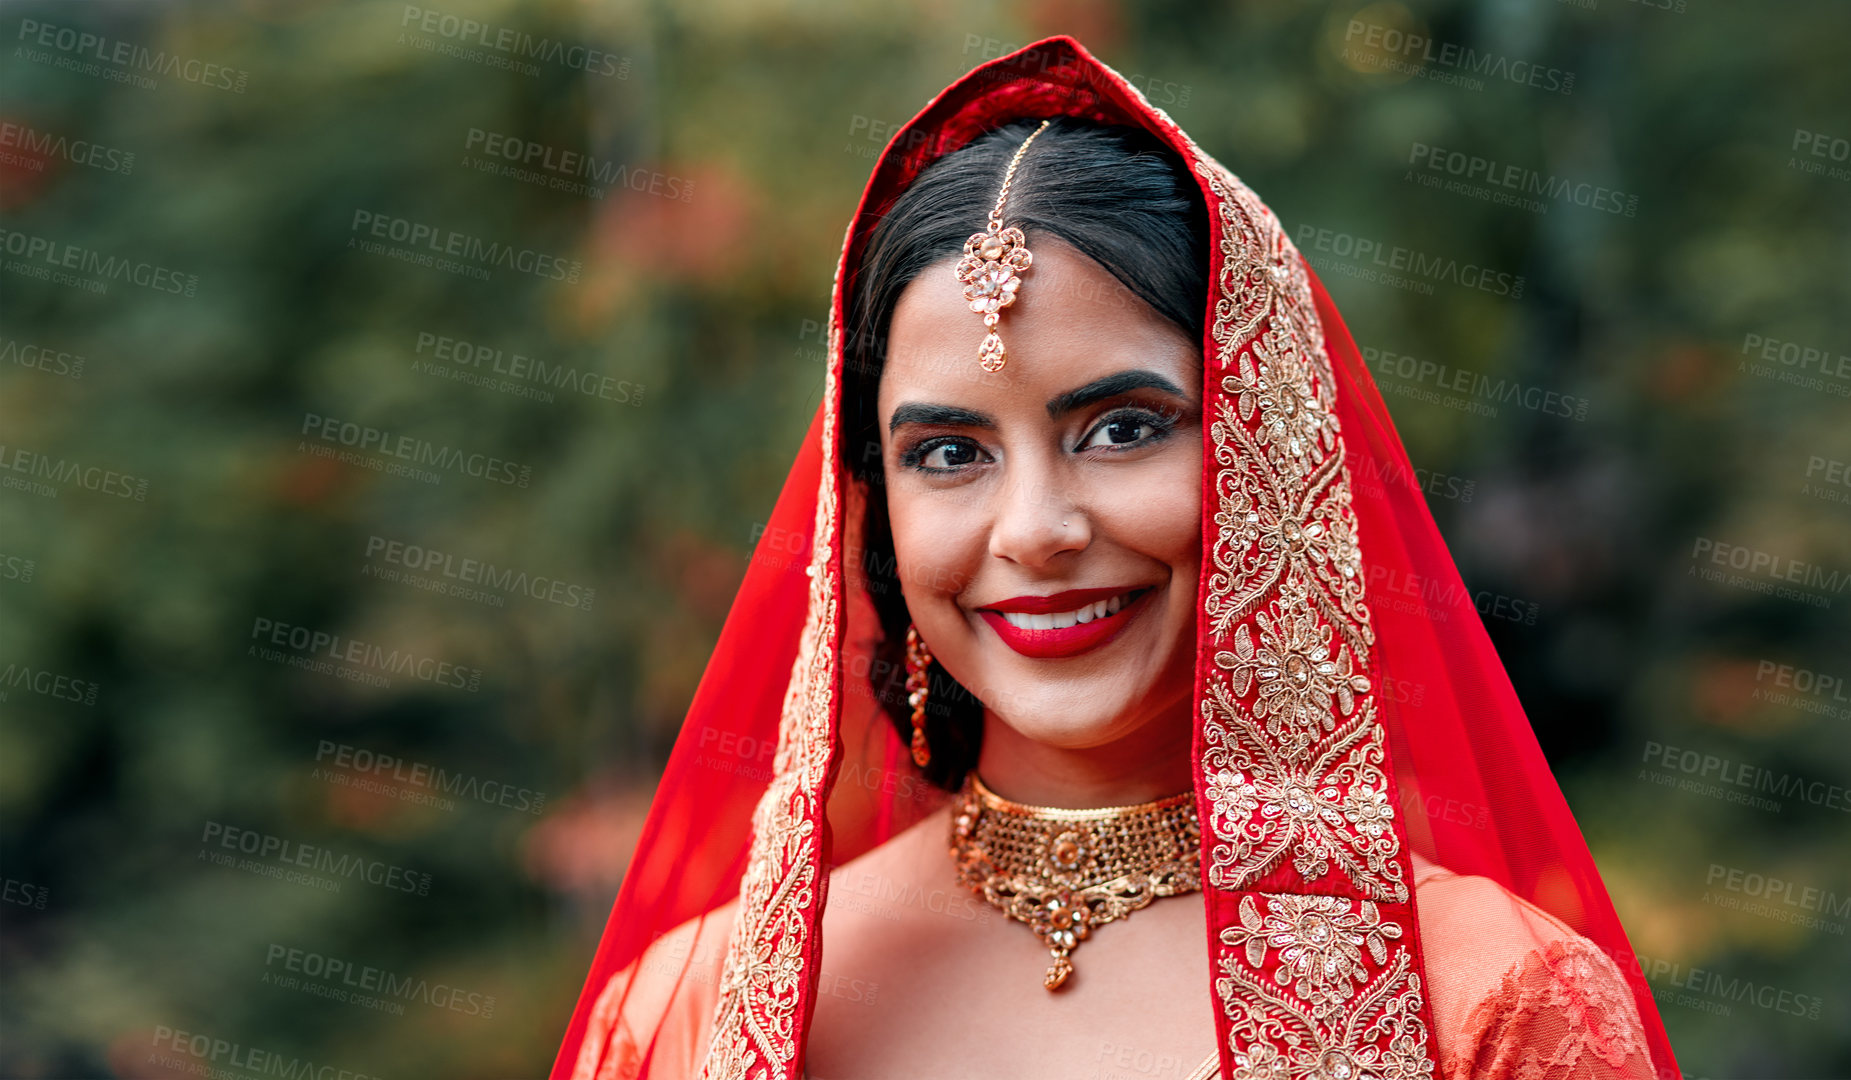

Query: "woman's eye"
<box><xmin>1079</xmin><ymin>410</ymin><xmax>1174</xmax><ymax>451</ymax></box>
<box><xmin>923</xmin><ymin>442</ymin><xmax>979</xmax><ymax>468</ymax></box>
<box><xmin>910</xmin><ymin>439</ymin><xmax>983</xmax><ymax>471</ymax></box>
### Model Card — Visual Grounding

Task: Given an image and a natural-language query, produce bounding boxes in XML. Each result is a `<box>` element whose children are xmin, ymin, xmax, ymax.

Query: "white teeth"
<box><xmin>999</xmin><ymin>590</ymin><xmax>1138</xmax><ymax>631</ymax></box>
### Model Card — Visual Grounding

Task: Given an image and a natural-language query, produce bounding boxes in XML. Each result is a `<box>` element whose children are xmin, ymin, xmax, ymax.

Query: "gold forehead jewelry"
<box><xmin>949</xmin><ymin>771</ymin><xmax>1200</xmax><ymax>990</ymax></box>
<box><xmin>954</xmin><ymin>118</ymin><xmax>1053</xmax><ymax>373</ymax></box>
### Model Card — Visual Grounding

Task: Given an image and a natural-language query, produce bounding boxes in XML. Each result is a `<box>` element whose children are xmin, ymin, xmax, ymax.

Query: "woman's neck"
<box><xmin>972</xmin><ymin>704</ymin><xmax>1194</xmax><ymax>809</ymax></box>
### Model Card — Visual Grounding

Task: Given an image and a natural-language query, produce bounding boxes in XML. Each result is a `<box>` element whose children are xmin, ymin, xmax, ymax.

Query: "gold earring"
<box><xmin>905</xmin><ymin>622</ymin><xmax>933</xmax><ymax>767</ymax></box>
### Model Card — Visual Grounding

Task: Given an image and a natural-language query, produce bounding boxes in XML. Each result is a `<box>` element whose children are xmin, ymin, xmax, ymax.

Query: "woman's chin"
<box><xmin>979</xmin><ymin>684</ymin><xmax>1150</xmax><ymax>746</ymax></box>
<box><xmin>989</xmin><ymin>716</ymin><xmax>1139</xmax><ymax>753</ymax></box>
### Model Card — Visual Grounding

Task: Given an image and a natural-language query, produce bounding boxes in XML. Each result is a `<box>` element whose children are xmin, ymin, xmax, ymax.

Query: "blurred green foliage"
<box><xmin>2</xmin><ymin>0</ymin><xmax>1847</xmax><ymax>1076</ymax></box>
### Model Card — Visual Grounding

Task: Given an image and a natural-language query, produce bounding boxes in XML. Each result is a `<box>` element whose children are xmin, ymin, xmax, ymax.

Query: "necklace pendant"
<box><xmin>1044</xmin><ymin>950</ymin><xmax>1073</xmax><ymax>991</ymax></box>
<box><xmin>948</xmin><ymin>773</ymin><xmax>1200</xmax><ymax>992</ymax></box>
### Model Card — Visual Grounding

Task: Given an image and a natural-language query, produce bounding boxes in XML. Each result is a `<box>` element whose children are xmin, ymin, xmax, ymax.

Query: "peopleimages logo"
<box><xmin>1344</xmin><ymin>442</ymin><xmax>1477</xmax><ymax>504</ymax></box>
<box><xmin>1361</xmin><ymin>346</ymin><xmax>1590</xmax><ymax>422</ymax></box>
<box><xmin>0</xmin><ymin>121</ymin><xmax>134</xmax><ymax>175</ymax></box>
<box><xmin>412</xmin><ymin>331</ymin><xmax>643</xmax><ymax>407</ymax></box>
<box><xmin>0</xmin><ymin>443</ymin><xmax>150</xmax><ymax>501</ymax></box>
<box><xmin>1342</xmin><ymin>19</ymin><xmax>1574</xmax><ymax>96</ymax></box>
<box><xmin>0</xmin><ymin>226</ymin><xmax>199</xmax><ymax>296</ymax></box>
<box><xmin>399</xmin><ymin>5</ymin><xmax>629</xmax><ymax>77</ymax></box>
<box><xmin>348</xmin><ymin>210</ymin><xmax>582</xmax><ymax>283</ymax></box>
<box><xmin>1629</xmin><ymin>955</ymin><xmax>1822</xmax><ymax>1021</ymax></box>
<box><xmin>0</xmin><ymin>662</ymin><xmax>100</xmax><ymax>706</ymax></box>
<box><xmin>149</xmin><ymin>1025</ymin><xmax>383</xmax><ymax>1080</ymax></box>
<box><xmin>2</xmin><ymin>876</ymin><xmax>49</xmax><ymax>910</ymax></box>
<box><xmin>1406</xmin><ymin>142</ymin><xmax>1638</xmax><ymax>217</ymax></box>
<box><xmin>199</xmin><ymin>820</ymin><xmax>433</xmax><ymax>897</ymax></box>
<box><xmin>1641</xmin><ymin>740</ymin><xmax>1850</xmax><ymax>813</ymax></box>
<box><xmin>462</xmin><ymin>129</ymin><xmax>693</xmax><ymax>202</ymax></box>
<box><xmin>1</xmin><ymin>335</ymin><xmax>86</xmax><ymax>379</ymax></box>
<box><xmin>314</xmin><ymin>740</ymin><xmax>547</xmax><ymax>815</ymax></box>
<box><xmin>363</xmin><ymin>533</ymin><xmax>596</xmax><ymax>611</ymax></box>
<box><xmin>264</xmin><ymin>944</ymin><xmax>497</xmax><ymax>1018</ymax></box>
<box><xmin>1705</xmin><ymin>863</ymin><xmax>1849</xmax><ymax>932</ymax></box>
<box><xmin>1293</xmin><ymin>225</ymin><xmax>1526</xmax><ymax>299</ymax></box>
<box><xmin>298</xmin><ymin>412</ymin><xmax>533</xmax><ymax>488</ymax></box>
<box><xmin>1751</xmin><ymin>658</ymin><xmax>1851</xmax><ymax>720</ymax></box>
<box><xmin>248</xmin><ymin>616</ymin><xmax>484</xmax><ymax>692</ymax></box>
<box><xmin>1365</xmin><ymin>563</ymin><xmax>1540</xmax><ymax>627</ymax></box>
<box><xmin>1688</xmin><ymin>537</ymin><xmax>1849</xmax><ymax>609</ymax></box>
<box><xmin>14</xmin><ymin>18</ymin><xmax>250</xmax><ymax>92</ymax></box>
<box><xmin>1738</xmin><ymin>331</ymin><xmax>1851</xmax><ymax>396</ymax></box>
<box><xmin>1790</xmin><ymin>127</ymin><xmax>1851</xmax><ymax>183</ymax></box>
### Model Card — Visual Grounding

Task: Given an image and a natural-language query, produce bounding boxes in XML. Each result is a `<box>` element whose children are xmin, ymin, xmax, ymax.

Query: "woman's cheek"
<box><xmin>1150</xmin><ymin>446</ymin><xmax>1204</xmax><ymax>563</ymax></box>
<box><xmin>1098</xmin><ymin>470</ymin><xmax>1199</xmax><ymax>561</ymax></box>
<box><xmin>890</xmin><ymin>494</ymin><xmax>977</xmax><ymax>603</ymax></box>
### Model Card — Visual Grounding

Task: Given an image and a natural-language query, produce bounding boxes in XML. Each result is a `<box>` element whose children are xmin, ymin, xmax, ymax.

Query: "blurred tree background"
<box><xmin>2</xmin><ymin>0</ymin><xmax>1848</xmax><ymax>1076</ymax></box>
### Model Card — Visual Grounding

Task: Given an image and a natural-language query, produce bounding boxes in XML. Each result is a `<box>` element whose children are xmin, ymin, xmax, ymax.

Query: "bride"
<box><xmin>551</xmin><ymin>36</ymin><xmax>1679</xmax><ymax>1080</ymax></box>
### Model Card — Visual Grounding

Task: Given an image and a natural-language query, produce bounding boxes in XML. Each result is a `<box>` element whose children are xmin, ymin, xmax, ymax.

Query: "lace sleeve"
<box><xmin>1411</xmin><ymin>858</ymin><xmax>1655</xmax><ymax>1080</ymax></box>
<box><xmin>1439</xmin><ymin>927</ymin><xmax>1654</xmax><ymax>1080</ymax></box>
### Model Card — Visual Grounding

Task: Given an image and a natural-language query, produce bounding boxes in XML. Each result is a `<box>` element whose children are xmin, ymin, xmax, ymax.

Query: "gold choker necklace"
<box><xmin>949</xmin><ymin>772</ymin><xmax>1200</xmax><ymax>990</ymax></box>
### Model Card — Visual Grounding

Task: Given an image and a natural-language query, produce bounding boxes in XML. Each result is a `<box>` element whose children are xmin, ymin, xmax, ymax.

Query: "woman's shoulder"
<box><xmin>1411</xmin><ymin>854</ymin><xmax>1655</xmax><ymax>1079</ymax></box>
<box><xmin>570</xmin><ymin>897</ymin><xmax>739</xmax><ymax>1080</ymax></box>
<box><xmin>573</xmin><ymin>807</ymin><xmax>956</xmax><ymax>1080</ymax></box>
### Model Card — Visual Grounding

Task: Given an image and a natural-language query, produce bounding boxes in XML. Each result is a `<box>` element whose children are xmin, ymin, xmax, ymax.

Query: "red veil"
<box><xmin>551</xmin><ymin>36</ymin><xmax>1679</xmax><ymax>1080</ymax></box>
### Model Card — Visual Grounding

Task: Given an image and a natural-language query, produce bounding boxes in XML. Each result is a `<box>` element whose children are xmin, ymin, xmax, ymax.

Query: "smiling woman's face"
<box><xmin>878</xmin><ymin>235</ymin><xmax>1203</xmax><ymax>761</ymax></box>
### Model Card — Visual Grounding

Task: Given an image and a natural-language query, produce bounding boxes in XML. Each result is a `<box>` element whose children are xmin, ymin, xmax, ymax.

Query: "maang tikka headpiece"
<box><xmin>954</xmin><ymin>118</ymin><xmax>1053</xmax><ymax>373</ymax></box>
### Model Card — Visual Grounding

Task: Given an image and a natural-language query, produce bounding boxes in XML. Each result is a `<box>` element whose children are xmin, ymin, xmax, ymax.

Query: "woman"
<box><xmin>552</xmin><ymin>36</ymin><xmax>1680</xmax><ymax>1080</ymax></box>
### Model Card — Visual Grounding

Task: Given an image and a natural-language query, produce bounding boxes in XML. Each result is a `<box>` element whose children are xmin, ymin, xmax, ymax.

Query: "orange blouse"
<box><xmin>572</xmin><ymin>856</ymin><xmax>1655</xmax><ymax>1080</ymax></box>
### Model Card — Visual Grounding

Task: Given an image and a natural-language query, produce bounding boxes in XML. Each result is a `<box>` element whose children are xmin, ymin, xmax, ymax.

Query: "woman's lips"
<box><xmin>976</xmin><ymin>587</ymin><xmax>1156</xmax><ymax>659</ymax></box>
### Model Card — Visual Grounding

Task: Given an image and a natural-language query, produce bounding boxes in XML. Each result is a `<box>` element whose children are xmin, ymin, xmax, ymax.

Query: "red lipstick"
<box><xmin>976</xmin><ymin>587</ymin><xmax>1155</xmax><ymax>659</ymax></box>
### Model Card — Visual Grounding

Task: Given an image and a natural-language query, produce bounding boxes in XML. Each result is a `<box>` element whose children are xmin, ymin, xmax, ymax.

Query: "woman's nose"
<box><xmin>986</xmin><ymin>470</ymin><xmax>1089</xmax><ymax>568</ymax></box>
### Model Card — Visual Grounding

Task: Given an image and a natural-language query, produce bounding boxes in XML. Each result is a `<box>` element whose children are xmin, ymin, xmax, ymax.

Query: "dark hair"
<box><xmin>843</xmin><ymin>115</ymin><xmax>1209</xmax><ymax>792</ymax></box>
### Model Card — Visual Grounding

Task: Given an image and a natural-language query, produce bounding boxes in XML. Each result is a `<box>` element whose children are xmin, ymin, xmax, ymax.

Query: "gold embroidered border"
<box><xmin>1189</xmin><ymin>153</ymin><xmax>1405</xmax><ymax>905</ymax></box>
<box><xmin>1214</xmin><ymin>892</ymin><xmax>1434</xmax><ymax>1080</ymax></box>
<box><xmin>698</xmin><ymin>290</ymin><xmax>846</xmax><ymax>1080</ymax></box>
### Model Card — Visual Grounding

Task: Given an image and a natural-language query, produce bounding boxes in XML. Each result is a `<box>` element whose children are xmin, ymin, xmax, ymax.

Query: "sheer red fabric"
<box><xmin>549</xmin><ymin>35</ymin><xmax>1678</xmax><ymax>1080</ymax></box>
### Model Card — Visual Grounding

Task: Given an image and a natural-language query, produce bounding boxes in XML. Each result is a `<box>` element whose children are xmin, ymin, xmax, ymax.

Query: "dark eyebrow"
<box><xmin>887</xmin><ymin>369</ymin><xmax>1190</xmax><ymax>435</ymax></box>
<box><xmin>1046</xmin><ymin>370</ymin><xmax>1189</xmax><ymax>418</ymax></box>
<box><xmin>888</xmin><ymin>403</ymin><xmax>994</xmax><ymax>434</ymax></box>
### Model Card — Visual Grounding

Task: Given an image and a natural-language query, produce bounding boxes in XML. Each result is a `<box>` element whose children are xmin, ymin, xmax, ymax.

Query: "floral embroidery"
<box><xmin>1344</xmin><ymin>783</ymin><xmax>1397</xmax><ymax>842</ymax></box>
<box><xmin>1223</xmin><ymin>323</ymin><xmax>1342</xmax><ymax>485</ymax></box>
<box><xmin>1201</xmin><ymin>687</ymin><xmax>1403</xmax><ymax>894</ymax></box>
<box><xmin>1215</xmin><ymin>602</ymin><xmax>1371</xmax><ymax>759</ymax></box>
<box><xmin>1215</xmin><ymin>894</ymin><xmax>1434</xmax><ymax>1080</ymax></box>
<box><xmin>1223</xmin><ymin>895</ymin><xmax>1401</xmax><ymax>1019</ymax></box>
